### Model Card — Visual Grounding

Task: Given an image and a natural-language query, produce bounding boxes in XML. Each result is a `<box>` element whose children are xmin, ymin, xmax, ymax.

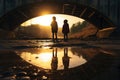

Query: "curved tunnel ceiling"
<box><xmin>0</xmin><ymin>1</ymin><xmax>116</xmax><ymax>31</ymax></box>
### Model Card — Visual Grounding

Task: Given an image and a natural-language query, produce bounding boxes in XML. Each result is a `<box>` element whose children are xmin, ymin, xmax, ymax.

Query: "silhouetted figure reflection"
<box><xmin>51</xmin><ymin>48</ymin><xmax>58</xmax><ymax>72</ymax></box>
<box><xmin>62</xmin><ymin>48</ymin><xmax>70</xmax><ymax>70</ymax></box>
<box><xmin>51</xmin><ymin>16</ymin><xmax>58</xmax><ymax>42</ymax></box>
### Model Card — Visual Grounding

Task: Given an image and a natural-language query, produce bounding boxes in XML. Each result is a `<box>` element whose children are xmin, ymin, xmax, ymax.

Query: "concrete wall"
<box><xmin>0</xmin><ymin>0</ymin><xmax>119</xmax><ymax>30</ymax></box>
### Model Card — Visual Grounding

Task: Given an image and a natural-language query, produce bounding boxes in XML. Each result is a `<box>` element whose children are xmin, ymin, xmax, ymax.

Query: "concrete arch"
<box><xmin>0</xmin><ymin>1</ymin><xmax>116</xmax><ymax>31</ymax></box>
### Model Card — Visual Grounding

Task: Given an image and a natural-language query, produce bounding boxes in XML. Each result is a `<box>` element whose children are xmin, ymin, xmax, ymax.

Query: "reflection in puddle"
<box><xmin>18</xmin><ymin>47</ymin><xmax>87</xmax><ymax>70</ymax></box>
<box><xmin>0</xmin><ymin>46</ymin><xmax>118</xmax><ymax>80</ymax></box>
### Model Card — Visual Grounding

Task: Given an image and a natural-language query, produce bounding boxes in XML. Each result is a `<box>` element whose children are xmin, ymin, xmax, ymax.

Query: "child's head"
<box><xmin>52</xmin><ymin>16</ymin><xmax>56</xmax><ymax>20</ymax></box>
<box><xmin>64</xmin><ymin>19</ymin><xmax>68</xmax><ymax>23</ymax></box>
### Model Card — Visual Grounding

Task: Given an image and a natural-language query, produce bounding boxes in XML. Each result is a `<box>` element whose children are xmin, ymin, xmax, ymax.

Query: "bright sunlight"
<box><xmin>32</xmin><ymin>15</ymin><xmax>64</xmax><ymax>26</ymax></box>
<box><xmin>39</xmin><ymin>53</ymin><xmax>52</xmax><ymax>62</ymax></box>
<box><xmin>21</xmin><ymin>14</ymin><xmax>84</xmax><ymax>28</ymax></box>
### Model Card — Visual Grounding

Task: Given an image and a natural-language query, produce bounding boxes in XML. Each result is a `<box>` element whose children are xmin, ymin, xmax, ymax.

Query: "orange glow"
<box><xmin>19</xmin><ymin>48</ymin><xmax>87</xmax><ymax>70</ymax></box>
<box><xmin>39</xmin><ymin>53</ymin><xmax>52</xmax><ymax>62</ymax></box>
<box><xmin>32</xmin><ymin>15</ymin><xmax>64</xmax><ymax>27</ymax></box>
<box><xmin>32</xmin><ymin>15</ymin><xmax>53</xmax><ymax>26</ymax></box>
<box><xmin>21</xmin><ymin>14</ymin><xmax>84</xmax><ymax>28</ymax></box>
<box><xmin>40</xmin><ymin>11</ymin><xmax>51</xmax><ymax>16</ymax></box>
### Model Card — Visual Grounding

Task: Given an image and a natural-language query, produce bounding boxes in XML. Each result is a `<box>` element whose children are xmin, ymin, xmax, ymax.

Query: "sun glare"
<box><xmin>21</xmin><ymin>14</ymin><xmax>84</xmax><ymax>28</ymax></box>
<box><xmin>32</xmin><ymin>15</ymin><xmax>62</xmax><ymax>26</ymax></box>
<box><xmin>32</xmin><ymin>15</ymin><xmax>64</xmax><ymax>27</ymax></box>
<box><xmin>39</xmin><ymin>53</ymin><xmax>52</xmax><ymax>62</ymax></box>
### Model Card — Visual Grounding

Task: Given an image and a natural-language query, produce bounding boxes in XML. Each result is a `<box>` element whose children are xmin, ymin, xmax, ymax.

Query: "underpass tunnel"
<box><xmin>0</xmin><ymin>1</ymin><xmax>116</xmax><ymax>39</ymax></box>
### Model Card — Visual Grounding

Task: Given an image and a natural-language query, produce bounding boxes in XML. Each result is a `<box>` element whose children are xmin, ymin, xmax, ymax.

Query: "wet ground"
<box><xmin>0</xmin><ymin>39</ymin><xmax>120</xmax><ymax>80</ymax></box>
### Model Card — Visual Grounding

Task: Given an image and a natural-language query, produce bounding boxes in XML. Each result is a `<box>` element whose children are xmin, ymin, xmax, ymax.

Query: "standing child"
<box><xmin>62</xmin><ymin>19</ymin><xmax>70</xmax><ymax>41</ymax></box>
<box><xmin>51</xmin><ymin>16</ymin><xmax>58</xmax><ymax>42</ymax></box>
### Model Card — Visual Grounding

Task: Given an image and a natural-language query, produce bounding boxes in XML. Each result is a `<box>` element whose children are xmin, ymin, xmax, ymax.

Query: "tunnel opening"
<box><xmin>17</xmin><ymin>14</ymin><xmax>99</xmax><ymax>40</ymax></box>
<box><xmin>0</xmin><ymin>1</ymin><xmax>116</xmax><ymax>40</ymax></box>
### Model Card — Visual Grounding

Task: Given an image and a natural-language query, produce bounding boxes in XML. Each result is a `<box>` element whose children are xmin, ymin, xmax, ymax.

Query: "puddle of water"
<box><xmin>0</xmin><ymin>45</ymin><xmax>117</xmax><ymax>80</ymax></box>
<box><xmin>17</xmin><ymin>47</ymin><xmax>87</xmax><ymax>70</ymax></box>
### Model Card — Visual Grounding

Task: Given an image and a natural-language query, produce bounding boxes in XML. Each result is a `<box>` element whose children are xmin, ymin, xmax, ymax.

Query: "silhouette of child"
<box><xmin>62</xmin><ymin>19</ymin><xmax>70</xmax><ymax>41</ymax></box>
<box><xmin>51</xmin><ymin>16</ymin><xmax>58</xmax><ymax>42</ymax></box>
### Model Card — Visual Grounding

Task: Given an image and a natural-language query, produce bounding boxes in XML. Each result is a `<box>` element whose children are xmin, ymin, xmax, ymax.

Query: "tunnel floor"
<box><xmin>0</xmin><ymin>39</ymin><xmax>120</xmax><ymax>80</ymax></box>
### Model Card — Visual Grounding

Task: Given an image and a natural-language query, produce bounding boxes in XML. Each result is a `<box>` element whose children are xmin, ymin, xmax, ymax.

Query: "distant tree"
<box><xmin>70</xmin><ymin>24</ymin><xmax>76</xmax><ymax>34</ymax></box>
<box><xmin>70</xmin><ymin>21</ymin><xmax>88</xmax><ymax>34</ymax></box>
<box><xmin>80</xmin><ymin>21</ymin><xmax>88</xmax><ymax>29</ymax></box>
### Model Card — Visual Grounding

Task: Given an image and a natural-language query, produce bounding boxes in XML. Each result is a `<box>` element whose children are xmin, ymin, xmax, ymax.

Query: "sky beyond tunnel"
<box><xmin>21</xmin><ymin>14</ymin><xmax>84</xmax><ymax>28</ymax></box>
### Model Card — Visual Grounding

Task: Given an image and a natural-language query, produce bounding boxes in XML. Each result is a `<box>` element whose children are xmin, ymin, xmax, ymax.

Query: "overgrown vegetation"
<box><xmin>70</xmin><ymin>21</ymin><xmax>88</xmax><ymax>34</ymax></box>
<box><xmin>69</xmin><ymin>21</ymin><xmax>98</xmax><ymax>39</ymax></box>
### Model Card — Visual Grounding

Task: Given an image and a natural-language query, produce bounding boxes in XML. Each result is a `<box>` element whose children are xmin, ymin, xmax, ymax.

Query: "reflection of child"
<box><xmin>51</xmin><ymin>48</ymin><xmax>58</xmax><ymax>72</ymax></box>
<box><xmin>62</xmin><ymin>48</ymin><xmax>70</xmax><ymax>70</ymax></box>
<box><xmin>51</xmin><ymin>57</ymin><xmax>58</xmax><ymax>71</ymax></box>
